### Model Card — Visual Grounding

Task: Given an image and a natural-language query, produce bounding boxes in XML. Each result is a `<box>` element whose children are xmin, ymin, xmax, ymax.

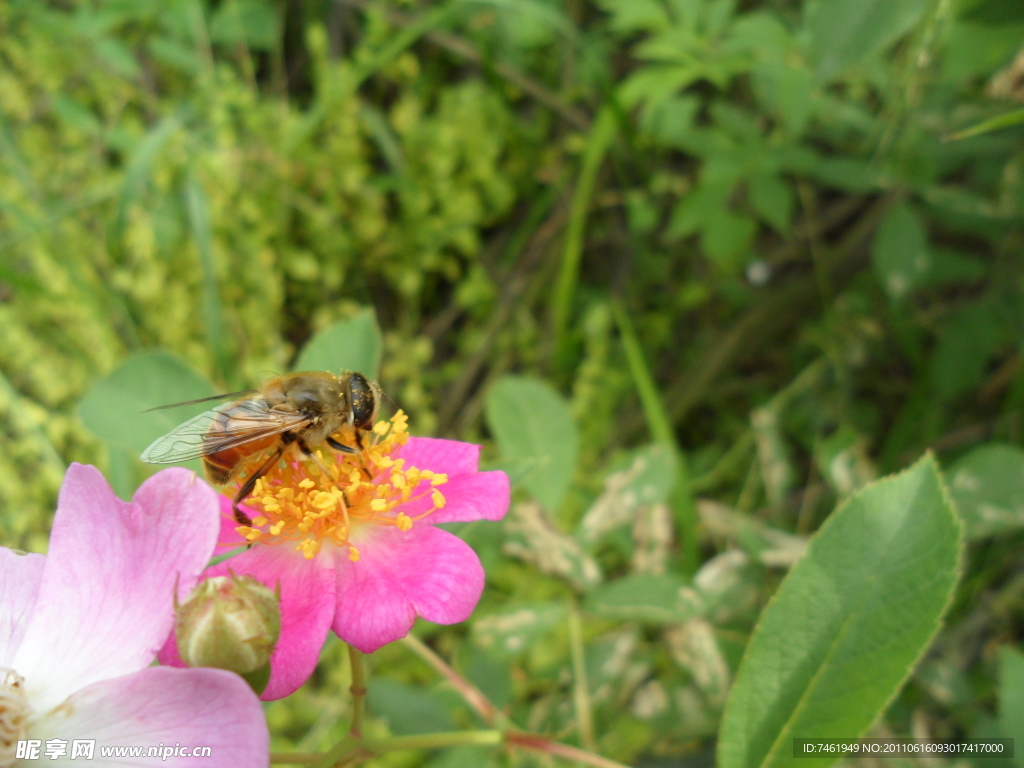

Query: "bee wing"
<box><xmin>140</xmin><ymin>399</ymin><xmax>311</xmax><ymax>464</ymax></box>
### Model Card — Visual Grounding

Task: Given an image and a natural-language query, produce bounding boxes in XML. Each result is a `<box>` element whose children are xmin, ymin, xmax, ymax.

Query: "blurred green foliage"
<box><xmin>3</xmin><ymin>0</ymin><xmax>1024</xmax><ymax>765</ymax></box>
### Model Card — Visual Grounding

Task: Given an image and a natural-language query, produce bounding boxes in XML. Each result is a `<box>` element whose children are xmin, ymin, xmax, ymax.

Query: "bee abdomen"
<box><xmin>203</xmin><ymin>457</ymin><xmax>232</xmax><ymax>486</ymax></box>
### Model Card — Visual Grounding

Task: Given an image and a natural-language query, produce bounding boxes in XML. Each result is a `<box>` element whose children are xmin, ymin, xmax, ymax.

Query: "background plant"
<box><xmin>2</xmin><ymin>0</ymin><xmax>1024</xmax><ymax>765</ymax></box>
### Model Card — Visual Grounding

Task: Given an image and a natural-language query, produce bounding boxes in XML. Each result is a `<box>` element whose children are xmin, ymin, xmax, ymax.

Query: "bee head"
<box><xmin>345</xmin><ymin>372</ymin><xmax>380</xmax><ymax>431</ymax></box>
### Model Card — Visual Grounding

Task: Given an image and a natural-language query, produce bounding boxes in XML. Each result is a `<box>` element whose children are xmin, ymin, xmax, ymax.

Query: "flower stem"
<box><xmin>276</xmin><ymin>732</ymin><xmax>503</xmax><ymax>766</ymax></box>
<box><xmin>348</xmin><ymin>645</ymin><xmax>366</xmax><ymax>738</ymax></box>
<box><xmin>401</xmin><ymin>634</ymin><xmax>500</xmax><ymax>725</ymax></box>
<box><xmin>279</xmin><ymin>728</ymin><xmax>634</xmax><ymax>768</ymax></box>
<box><xmin>366</xmin><ymin>730</ymin><xmax>503</xmax><ymax>753</ymax></box>
<box><xmin>506</xmin><ymin>731</ymin><xmax>633</xmax><ymax>768</ymax></box>
<box><xmin>277</xmin><ymin>638</ymin><xmax>632</xmax><ymax>768</ymax></box>
<box><xmin>568</xmin><ymin>602</ymin><xmax>596</xmax><ymax>751</ymax></box>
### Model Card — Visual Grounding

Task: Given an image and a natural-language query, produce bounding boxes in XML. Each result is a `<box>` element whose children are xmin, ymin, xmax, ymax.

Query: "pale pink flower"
<box><xmin>159</xmin><ymin>416</ymin><xmax>509</xmax><ymax>701</ymax></box>
<box><xmin>0</xmin><ymin>464</ymin><xmax>268</xmax><ymax>767</ymax></box>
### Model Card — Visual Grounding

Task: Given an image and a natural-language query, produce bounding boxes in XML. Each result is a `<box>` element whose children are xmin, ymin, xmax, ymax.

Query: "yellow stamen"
<box><xmin>226</xmin><ymin>411</ymin><xmax>449</xmax><ymax>559</ymax></box>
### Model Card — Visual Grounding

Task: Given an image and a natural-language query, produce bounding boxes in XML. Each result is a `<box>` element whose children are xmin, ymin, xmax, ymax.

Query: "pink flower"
<box><xmin>0</xmin><ymin>464</ymin><xmax>268</xmax><ymax>767</ymax></box>
<box><xmin>159</xmin><ymin>414</ymin><xmax>509</xmax><ymax>701</ymax></box>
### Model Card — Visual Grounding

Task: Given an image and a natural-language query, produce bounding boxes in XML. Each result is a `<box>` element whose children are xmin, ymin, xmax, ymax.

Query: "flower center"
<box><xmin>0</xmin><ymin>669</ymin><xmax>30</xmax><ymax>768</ymax></box>
<box><xmin>232</xmin><ymin>412</ymin><xmax>448</xmax><ymax>560</ymax></box>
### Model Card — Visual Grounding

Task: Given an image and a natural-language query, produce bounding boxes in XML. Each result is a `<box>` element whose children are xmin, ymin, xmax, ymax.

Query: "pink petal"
<box><xmin>214</xmin><ymin>496</ymin><xmax>250</xmax><ymax>555</ymax></box>
<box><xmin>0</xmin><ymin>548</ymin><xmax>44</xmax><ymax>666</ymax></box>
<box><xmin>396</xmin><ymin>437</ymin><xmax>480</xmax><ymax>476</ymax></box>
<box><xmin>159</xmin><ymin>544</ymin><xmax>336</xmax><ymax>701</ymax></box>
<box><xmin>333</xmin><ymin>525</ymin><xmax>485</xmax><ymax>653</ymax></box>
<box><xmin>33</xmin><ymin>666</ymin><xmax>267</xmax><ymax>767</ymax></box>
<box><xmin>15</xmin><ymin>465</ymin><xmax>220</xmax><ymax>713</ymax></box>
<box><xmin>400</xmin><ymin>470</ymin><xmax>510</xmax><ymax>524</ymax></box>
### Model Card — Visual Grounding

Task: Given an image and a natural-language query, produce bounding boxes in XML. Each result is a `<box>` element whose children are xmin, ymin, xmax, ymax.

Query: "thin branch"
<box><xmin>348</xmin><ymin>645</ymin><xmax>366</xmax><ymax>737</ymax></box>
<box><xmin>506</xmin><ymin>731</ymin><xmax>634</xmax><ymax>768</ymax></box>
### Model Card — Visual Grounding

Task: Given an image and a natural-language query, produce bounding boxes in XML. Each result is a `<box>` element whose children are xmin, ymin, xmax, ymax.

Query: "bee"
<box><xmin>141</xmin><ymin>371</ymin><xmax>382</xmax><ymax>525</ymax></box>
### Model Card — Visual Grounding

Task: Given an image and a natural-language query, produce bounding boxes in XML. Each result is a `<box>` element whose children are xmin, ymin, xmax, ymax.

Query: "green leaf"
<box><xmin>78</xmin><ymin>351</ymin><xmax>218</xmax><ymax>457</ymax></box>
<box><xmin>184</xmin><ymin>172</ymin><xmax>232</xmax><ymax>383</ymax></box>
<box><xmin>717</xmin><ymin>455</ymin><xmax>962</xmax><ymax>768</ymax></box>
<box><xmin>965</xmin><ymin>0</ymin><xmax>1024</xmax><ymax>26</ymax></box>
<box><xmin>999</xmin><ymin>647</ymin><xmax>1024</xmax><ymax>767</ymax></box>
<box><xmin>945</xmin><ymin>108</ymin><xmax>1024</xmax><ymax>141</ymax></box>
<box><xmin>806</xmin><ymin>0</ymin><xmax>928</xmax><ymax>81</ymax></box>
<box><xmin>594</xmin><ymin>0</ymin><xmax>671</xmax><ymax>33</ymax></box>
<box><xmin>111</xmin><ymin>113</ymin><xmax>181</xmax><ymax>247</ymax></box>
<box><xmin>504</xmin><ymin>501</ymin><xmax>602</xmax><ymax>591</ymax></box>
<box><xmin>148</xmin><ymin>36</ymin><xmax>203</xmax><ymax>75</ymax></box>
<box><xmin>93</xmin><ymin>37</ymin><xmax>141</xmax><ymax>77</ymax></box>
<box><xmin>209</xmin><ymin>0</ymin><xmax>281</xmax><ymax>51</ymax></box>
<box><xmin>485</xmin><ymin>375</ymin><xmax>578</xmax><ymax>511</ymax></box>
<box><xmin>947</xmin><ymin>444</ymin><xmax>1024</xmax><ymax>539</ymax></box>
<box><xmin>106</xmin><ymin>443</ymin><xmax>147</xmax><ymax>501</ymax></box>
<box><xmin>579</xmin><ymin>444</ymin><xmax>677</xmax><ymax>543</ymax></box>
<box><xmin>367</xmin><ymin>678</ymin><xmax>458</xmax><ymax>735</ymax></box>
<box><xmin>703</xmin><ymin>210</ymin><xmax>756</xmax><ymax>267</ymax></box>
<box><xmin>748</xmin><ymin>174</ymin><xmax>793</xmax><ymax>233</ymax></box>
<box><xmin>924</xmin><ymin>248</ymin><xmax>988</xmax><ymax>285</ymax></box>
<box><xmin>872</xmin><ymin>201</ymin><xmax>931</xmax><ymax>299</ymax></box>
<box><xmin>929</xmin><ymin>301</ymin><xmax>1005</xmax><ymax>402</ymax></box>
<box><xmin>585</xmin><ymin>573</ymin><xmax>702</xmax><ymax>624</ymax></box>
<box><xmin>240</xmin><ymin>662</ymin><xmax>271</xmax><ymax>696</ymax></box>
<box><xmin>294</xmin><ymin>309</ymin><xmax>382</xmax><ymax>379</ymax></box>
<box><xmin>472</xmin><ymin>603</ymin><xmax>567</xmax><ymax>656</ymax></box>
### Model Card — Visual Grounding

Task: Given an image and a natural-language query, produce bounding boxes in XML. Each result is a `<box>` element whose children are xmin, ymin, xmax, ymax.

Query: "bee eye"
<box><xmin>348</xmin><ymin>373</ymin><xmax>377</xmax><ymax>430</ymax></box>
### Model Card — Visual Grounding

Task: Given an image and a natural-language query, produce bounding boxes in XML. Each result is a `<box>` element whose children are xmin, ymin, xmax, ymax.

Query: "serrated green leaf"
<box><xmin>947</xmin><ymin>444</ymin><xmax>1024</xmax><ymax>539</ymax></box>
<box><xmin>485</xmin><ymin>375</ymin><xmax>578</xmax><ymax>511</ymax></box>
<box><xmin>294</xmin><ymin>309</ymin><xmax>382</xmax><ymax>379</ymax></box>
<box><xmin>78</xmin><ymin>351</ymin><xmax>217</xmax><ymax>457</ymax></box>
<box><xmin>585</xmin><ymin>573</ymin><xmax>701</xmax><ymax>624</ymax></box>
<box><xmin>717</xmin><ymin>455</ymin><xmax>962</xmax><ymax>768</ymax></box>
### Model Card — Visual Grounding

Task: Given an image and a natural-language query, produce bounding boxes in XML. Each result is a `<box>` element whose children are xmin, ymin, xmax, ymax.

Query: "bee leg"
<box><xmin>358</xmin><ymin>433</ymin><xmax>373</xmax><ymax>480</ymax></box>
<box><xmin>326</xmin><ymin>434</ymin><xmax>373</xmax><ymax>481</ymax></box>
<box><xmin>233</xmin><ymin>447</ymin><xmax>284</xmax><ymax>526</ymax></box>
<box><xmin>326</xmin><ymin>436</ymin><xmax>358</xmax><ymax>454</ymax></box>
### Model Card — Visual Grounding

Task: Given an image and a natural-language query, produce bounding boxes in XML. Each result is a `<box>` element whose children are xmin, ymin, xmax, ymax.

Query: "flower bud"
<box><xmin>175</xmin><ymin>574</ymin><xmax>280</xmax><ymax>676</ymax></box>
